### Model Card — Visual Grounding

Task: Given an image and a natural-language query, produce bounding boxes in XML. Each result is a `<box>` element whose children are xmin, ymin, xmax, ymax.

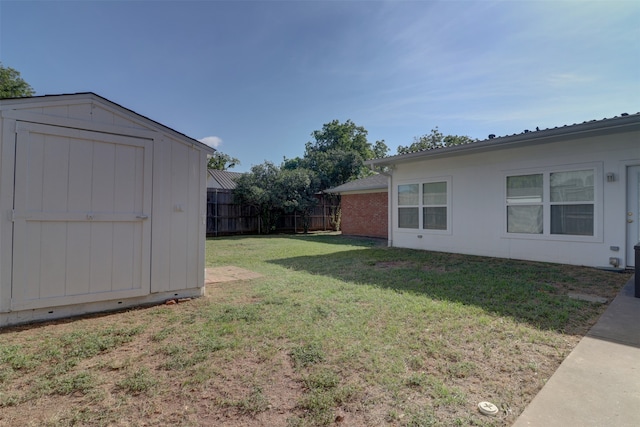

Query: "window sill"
<box><xmin>501</xmin><ymin>232</ymin><xmax>602</xmax><ymax>243</ymax></box>
<box><xmin>396</xmin><ymin>228</ymin><xmax>452</xmax><ymax>236</ymax></box>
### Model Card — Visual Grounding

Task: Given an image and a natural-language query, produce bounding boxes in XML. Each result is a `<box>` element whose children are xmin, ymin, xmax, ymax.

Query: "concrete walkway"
<box><xmin>513</xmin><ymin>277</ymin><xmax>640</xmax><ymax>427</ymax></box>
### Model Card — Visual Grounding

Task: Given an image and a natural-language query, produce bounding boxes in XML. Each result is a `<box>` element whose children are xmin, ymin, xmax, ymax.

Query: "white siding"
<box><xmin>151</xmin><ymin>137</ymin><xmax>207</xmax><ymax>293</ymax></box>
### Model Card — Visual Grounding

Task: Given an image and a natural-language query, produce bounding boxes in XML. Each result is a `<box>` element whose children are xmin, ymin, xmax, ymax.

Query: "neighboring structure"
<box><xmin>206</xmin><ymin>170</ymin><xmax>258</xmax><ymax>236</ymax></box>
<box><xmin>207</xmin><ymin>169</ymin><xmax>243</xmax><ymax>190</ymax></box>
<box><xmin>366</xmin><ymin>113</ymin><xmax>640</xmax><ymax>269</ymax></box>
<box><xmin>0</xmin><ymin>93</ymin><xmax>214</xmax><ymax>326</ymax></box>
<box><xmin>325</xmin><ymin>174</ymin><xmax>389</xmax><ymax>239</ymax></box>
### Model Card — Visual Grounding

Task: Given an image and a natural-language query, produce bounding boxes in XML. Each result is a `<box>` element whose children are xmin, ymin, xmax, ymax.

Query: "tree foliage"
<box><xmin>397</xmin><ymin>127</ymin><xmax>477</xmax><ymax>154</ymax></box>
<box><xmin>235</xmin><ymin>119</ymin><xmax>388</xmax><ymax>234</ymax></box>
<box><xmin>0</xmin><ymin>63</ymin><xmax>35</xmax><ymax>99</ymax></box>
<box><xmin>207</xmin><ymin>151</ymin><xmax>240</xmax><ymax>170</ymax></box>
<box><xmin>233</xmin><ymin>162</ymin><xmax>319</xmax><ymax>234</ymax></box>
<box><xmin>286</xmin><ymin>119</ymin><xmax>388</xmax><ymax>190</ymax></box>
<box><xmin>278</xmin><ymin>168</ymin><xmax>320</xmax><ymax>233</ymax></box>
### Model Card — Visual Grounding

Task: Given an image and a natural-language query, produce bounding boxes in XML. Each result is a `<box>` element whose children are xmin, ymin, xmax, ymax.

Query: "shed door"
<box><xmin>11</xmin><ymin>122</ymin><xmax>152</xmax><ymax>310</ymax></box>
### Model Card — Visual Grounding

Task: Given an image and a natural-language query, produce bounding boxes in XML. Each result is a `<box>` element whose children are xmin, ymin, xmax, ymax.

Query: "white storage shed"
<box><xmin>0</xmin><ymin>93</ymin><xmax>214</xmax><ymax>326</ymax></box>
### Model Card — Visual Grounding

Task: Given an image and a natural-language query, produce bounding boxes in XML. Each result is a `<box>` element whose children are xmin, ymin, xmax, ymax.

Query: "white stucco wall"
<box><xmin>388</xmin><ymin>130</ymin><xmax>640</xmax><ymax>268</ymax></box>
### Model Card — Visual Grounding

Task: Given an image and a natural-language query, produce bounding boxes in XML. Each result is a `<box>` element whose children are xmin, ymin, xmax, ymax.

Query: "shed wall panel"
<box><xmin>151</xmin><ymin>137</ymin><xmax>207</xmax><ymax>293</ymax></box>
<box><xmin>170</xmin><ymin>142</ymin><xmax>190</xmax><ymax>290</ymax></box>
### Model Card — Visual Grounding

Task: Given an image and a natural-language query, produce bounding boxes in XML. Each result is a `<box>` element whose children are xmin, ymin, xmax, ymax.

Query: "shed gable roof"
<box><xmin>0</xmin><ymin>92</ymin><xmax>214</xmax><ymax>154</ymax></box>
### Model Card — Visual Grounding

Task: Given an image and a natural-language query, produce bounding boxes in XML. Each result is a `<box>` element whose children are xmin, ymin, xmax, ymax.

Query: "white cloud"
<box><xmin>198</xmin><ymin>136</ymin><xmax>222</xmax><ymax>149</ymax></box>
<box><xmin>546</xmin><ymin>73</ymin><xmax>596</xmax><ymax>87</ymax></box>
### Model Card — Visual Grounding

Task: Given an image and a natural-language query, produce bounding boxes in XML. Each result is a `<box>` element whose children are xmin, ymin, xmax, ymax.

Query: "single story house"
<box><xmin>0</xmin><ymin>93</ymin><xmax>214</xmax><ymax>326</ymax></box>
<box><xmin>325</xmin><ymin>174</ymin><xmax>389</xmax><ymax>239</ymax></box>
<box><xmin>366</xmin><ymin>113</ymin><xmax>640</xmax><ymax>269</ymax></box>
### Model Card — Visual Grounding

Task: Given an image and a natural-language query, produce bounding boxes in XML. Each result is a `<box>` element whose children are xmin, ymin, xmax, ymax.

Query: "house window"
<box><xmin>506</xmin><ymin>168</ymin><xmax>596</xmax><ymax>237</ymax></box>
<box><xmin>550</xmin><ymin>170</ymin><xmax>594</xmax><ymax>236</ymax></box>
<box><xmin>506</xmin><ymin>174</ymin><xmax>543</xmax><ymax>234</ymax></box>
<box><xmin>398</xmin><ymin>184</ymin><xmax>419</xmax><ymax>228</ymax></box>
<box><xmin>398</xmin><ymin>180</ymin><xmax>449</xmax><ymax>231</ymax></box>
<box><xmin>423</xmin><ymin>182</ymin><xmax>447</xmax><ymax>230</ymax></box>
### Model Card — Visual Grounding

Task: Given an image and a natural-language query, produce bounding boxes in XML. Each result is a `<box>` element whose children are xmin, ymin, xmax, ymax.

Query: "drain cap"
<box><xmin>478</xmin><ymin>401</ymin><xmax>499</xmax><ymax>416</ymax></box>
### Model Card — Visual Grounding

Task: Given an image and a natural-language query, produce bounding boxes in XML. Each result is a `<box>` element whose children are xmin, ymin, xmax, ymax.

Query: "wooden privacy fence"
<box><xmin>207</xmin><ymin>190</ymin><xmax>339</xmax><ymax>236</ymax></box>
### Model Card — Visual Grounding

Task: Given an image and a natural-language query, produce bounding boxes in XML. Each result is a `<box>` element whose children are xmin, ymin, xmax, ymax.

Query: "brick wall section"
<box><xmin>341</xmin><ymin>192</ymin><xmax>388</xmax><ymax>239</ymax></box>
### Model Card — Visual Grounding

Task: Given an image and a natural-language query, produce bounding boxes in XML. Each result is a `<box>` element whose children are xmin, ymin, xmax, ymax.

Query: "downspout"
<box><xmin>380</xmin><ymin>172</ymin><xmax>393</xmax><ymax>247</ymax></box>
<box><xmin>386</xmin><ymin>170</ymin><xmax>392</xmax><ymax>247</ymax></box>
<box><xmin>370</xmin><ymin>164</ymin><xmax>393</xmax><ymax>248</ymax></box>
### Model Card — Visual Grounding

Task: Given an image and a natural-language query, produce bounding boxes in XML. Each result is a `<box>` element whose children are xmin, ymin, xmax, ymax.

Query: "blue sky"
<box><xmin>1</xmin><ymin>0</ymin><xmax>638</xmax><ymax>172</ymax></box>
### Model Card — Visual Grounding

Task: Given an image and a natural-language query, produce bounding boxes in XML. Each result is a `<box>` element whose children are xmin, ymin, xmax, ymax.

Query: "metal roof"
<box><xmin>207</xmin><ymin>170</ymin><xmax>243</xmax><ymax>190</ymax></box>
<box><xmin>325</xmin><ymin>173</ymin><xmax>388</xmax><ymax>194</ymax></box>
<box><xmin>366</xmin><ymin>112</ymin><xmax>640</xmax><ymax>167</ymax></box>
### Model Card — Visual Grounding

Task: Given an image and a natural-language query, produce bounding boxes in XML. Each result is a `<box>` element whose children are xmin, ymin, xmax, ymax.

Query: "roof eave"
<box><xmin>366</xmin><ymin>113</ymin><xmax>640</xmax><ymax>167</ymax></box>
<box><xmin>324</xmin><ymin>185</ymin><xmax>387</xmax><ymax>194</ymax></box>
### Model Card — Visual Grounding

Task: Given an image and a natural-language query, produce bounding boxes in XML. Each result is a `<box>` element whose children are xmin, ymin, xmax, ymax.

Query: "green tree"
<box><xmin>397</xmin><ymin>127</ymin><xmax>477</xmax><ymax>154</ymax></box>
<box><xmin>0</xmin><ymin>63</ymin><xmax>35</xmax><ymax>99</ymax></box>
<box><xmin>307</xmin><ymin>119</ymin><xmax>372</xmax><ymax>158</ymax></box>
<box><xmin>286</xmin><ymin>119</ymin><xmax>388</xmax><ymax>190</ymax></box>
<box><xmin>372</xmin><ymin>139</ymin><xmax>389</xmax><ymax>159</ymax></box>
<box><xmin>234</xmin><ymin>162</ymin><xmax>320</xmax><ymax>234</ymax></box>
<box><xmin>239</xmin><ymin>120</ymin><xmax>389</xmax><ymax>234</ymax></box>
<box><xmin>282</xmin><ymin>120</ymin><xmax>389</xmax><ymax>232</ymax></box>
<box><xmin>279</xmin><ymin>168</ymin><xmax>320</xmax><ymax>233</ymax></box>
<box><xmin>234</xmin><ymin>162</ymin><xmax>283</xmax><ymax>234</ymax></box>
<box><xmin>207</xmin><ymin>151</ymin><xmax>240</xmax><ymax>170</ymax></box>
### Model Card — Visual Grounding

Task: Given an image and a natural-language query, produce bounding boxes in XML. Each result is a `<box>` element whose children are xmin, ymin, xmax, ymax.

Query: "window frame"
<box><xmin>503</xmin><ymin>163</ymin><xmax>602</xmax><ymax>242</ymax></box>
<box><xmin>397</xmin><ymin>183</ymin><xmax>419</xmax><ymax>229</ymax></box>
<box><xmin>506</xmin><ymin>173</ymin><xmax>544</xmax><ymax>234</ymax></box>
<box><xmin>397</xmin><ymin>176</ymin><xmax>452</xmax><ymax>234</ymax></box>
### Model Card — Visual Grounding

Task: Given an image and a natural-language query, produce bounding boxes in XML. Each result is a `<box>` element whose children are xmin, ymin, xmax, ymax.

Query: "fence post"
<box><xmin>323</xmin><ymin>196</ymin><xmax>326</xmax><ymax>231</ymax></box>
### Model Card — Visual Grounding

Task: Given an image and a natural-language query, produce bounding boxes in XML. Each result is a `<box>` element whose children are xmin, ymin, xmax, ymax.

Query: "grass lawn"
<box><xmin>0</xmin><ymin>234</ymin><xmax>631</xmax><ymax>426</ymax></box>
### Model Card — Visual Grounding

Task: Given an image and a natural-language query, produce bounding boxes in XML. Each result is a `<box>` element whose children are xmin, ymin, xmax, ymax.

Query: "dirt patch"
<box><xmin>375</xmin><ymin>261</ymin><xmax>412</xmax><ymax>269</ymax></box>
<box><xmin>206</xmin><ymin>266</ymin><xmax>263</xmax><ymax>284</ymax></box>
<box><xmin>190</xmin><ymin>349</ymin><xmax>306</xmax><ymax>427</ymax></box>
